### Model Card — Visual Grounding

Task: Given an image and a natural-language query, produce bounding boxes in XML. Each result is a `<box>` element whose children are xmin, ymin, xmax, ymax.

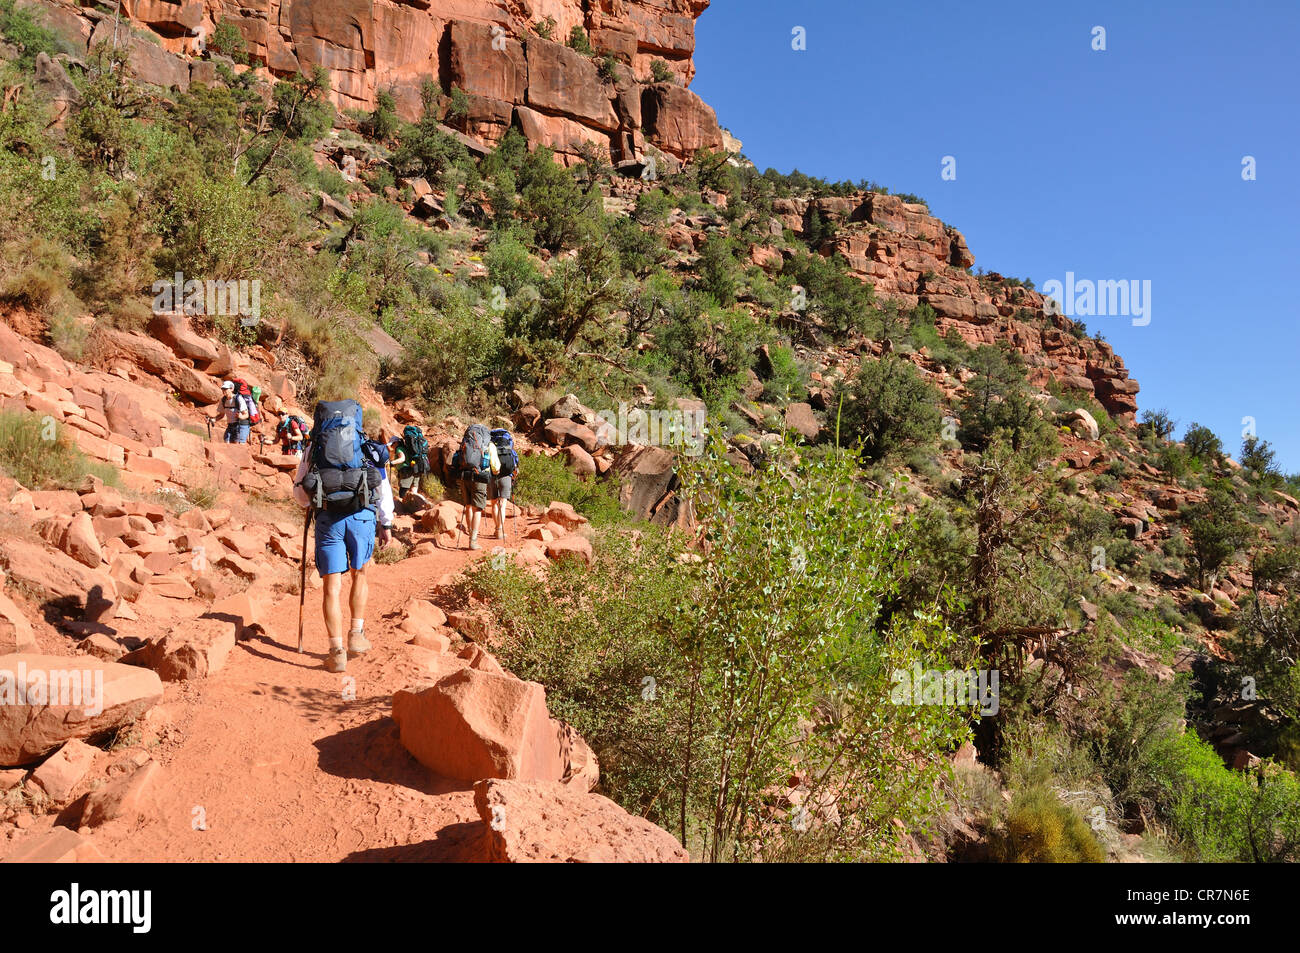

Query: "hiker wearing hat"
<box><xmin>293</xmin><ymin>400</ymin><xmax>394</xmax><ymax>673</ymax></box>
<box><xmin>211</xmin><ymin>381</ymin><xmax>253</xmax><ymax>444</ymax></box>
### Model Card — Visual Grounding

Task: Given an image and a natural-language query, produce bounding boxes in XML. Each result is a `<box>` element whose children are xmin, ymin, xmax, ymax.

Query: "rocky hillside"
<box><xmin>28</xmin><ymin>0</ymin><xmax>725</xmax><ymax>164</ymax></box>
<box><xmin>3</xmin><ymin>0</ymin><xmax>1299</xmax><ymax>864</ymax></box>
<box><xmin>773</xmin><ymin>191</ymin><xmax>1140</xmax><ymax>421</ymax></box>
<box><xmin>0</xmin><ymin>300</ymin><xmax>701</xmax><ymax>861</ymax></box>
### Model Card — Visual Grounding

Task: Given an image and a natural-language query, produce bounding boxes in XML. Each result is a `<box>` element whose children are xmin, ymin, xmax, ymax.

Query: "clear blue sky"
<box><xmin>692</xmin><ymin>0</ymin><xmax>1300</xmax><ymax>471</ymax></box>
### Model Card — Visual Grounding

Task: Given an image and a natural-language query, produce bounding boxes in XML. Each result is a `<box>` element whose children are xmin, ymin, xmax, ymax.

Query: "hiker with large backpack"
<box><xmin>389</xmin><ymin>424</ymin><xmax>431</xmax><ymax>502</ymax></box>
<box><xmin>210</xmin><ymin>379</ymin><xmax>259</xmax><ymax>444</ymax></box>
<box><xmin>450</xmin><ymin>422</ymin><xmax>499</xmax><ymax>550</ymax></box>
<box><xmin>277</xmin><ymin>414</ymin><xmax>309</xmax><ymax>458</ymax></box>
<box><xmin>291</xmin><ymin>399</ymin><xmax>394</xmax><ymax>673</ymax></box>
<box><xmin>488</xmin><ymin>428</ymin><xmax>519</xmax><ymax>540</ymax></box>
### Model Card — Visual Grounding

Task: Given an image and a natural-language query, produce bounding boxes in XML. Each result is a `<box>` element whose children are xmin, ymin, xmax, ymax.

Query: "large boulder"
<box><xmin>29</xmin><ymin>737</ymin><xmax>99</xmax><ymax>802</ymax></box>
<box><xmin>148</xmin><ymin>312</ymin><xmax>220</xmax><ymax>367</ymax></box>
<box><xmin>122</xmin><ymin>617</ymin><xmax>237</xmax><ymax>681</ymax></box>
<box><xmin>1062</xmin><ymin>407</ymin><xmax>1100</xmax><ymax>441</ymax></box>
<box><xmin>472</xmin><ymin>780</ymin><xmax>689</xmax><ymax>863</ymax></box>
<box><xmin>391</xmin><ymin>667</ymin><xmax>567</xmax><ymax>784</ymax></box>
<box><xmin>79</xmin><ymin>759</ymin><xmax>163</xmax><ymax>830</ymax></box>
<box><xmin>0</xmin><ymin>538</ymin><xmax>117</xmax><ymax>622</ymax></box>
<box><xmin>610</xmin><ymin>444</ymin><xmax>683</xmax><ymax>524</ymax></box>
<box><xmin>543</xmin><ymin>418</ymin><xmax>598</xmax><ymax>453</ymax></box>
<box><xmin>783</xmin><ymin>402</ymin><xmax>822</xmax><ymax>442</ymax></box>
<box><xmin>0</xmin><ymin>654</ymin><xmax>163</xmax><ymax>765</ymax></box>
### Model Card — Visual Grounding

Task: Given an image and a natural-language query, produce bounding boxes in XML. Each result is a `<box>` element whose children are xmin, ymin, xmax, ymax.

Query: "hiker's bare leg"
<box><xmin>322</xmin><ymin>572</ymin><xmax>344</xmax><ymax>644</ymax></box>
<box><xmin>347</xmin><ymin>565</ymin><xmax>370</xmax><ymax>655</ymax></box>
<box><xmin>467</xmin><ymin>507</ymin><xmax>482</xmax><ymax>548</ymax></box>
<box><xmin>322</xmin><ymin>572</ymin><xmax>347</xmax><ymax>671</ymax></box>
<box><xmin>349</xmin><ymin>565</ymin><xmax>367</xmax><ymax>625</ymax></box>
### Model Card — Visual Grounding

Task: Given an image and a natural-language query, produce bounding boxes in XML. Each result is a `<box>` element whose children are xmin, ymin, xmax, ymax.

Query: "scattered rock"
<box><xmin>471</xmin><ymin>779</ymin><xmax>688</xmax><ymax>863</ymax></box>
<box><xmin>0</xmin><ymin>654</ymin><xmax>163</xmax><ymax>765</ymax></box>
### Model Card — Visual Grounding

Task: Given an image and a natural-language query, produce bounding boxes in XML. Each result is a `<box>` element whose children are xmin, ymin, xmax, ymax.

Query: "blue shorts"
<box><xmin>314</xmin><ymin>508</ymin><xmax>376</xmax><ymax>576</ymax></box>
<box><xmin>224</xmin><ymin>422</ymin><xmax>250</xmax><ymax>444</ymax></box>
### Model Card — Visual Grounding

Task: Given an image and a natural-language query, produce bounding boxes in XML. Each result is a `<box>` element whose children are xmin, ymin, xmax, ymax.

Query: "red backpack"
<box><xmin>230</xmin><ymin>379</ymin><xmax>261</xmax><ymax>424</ymax></box>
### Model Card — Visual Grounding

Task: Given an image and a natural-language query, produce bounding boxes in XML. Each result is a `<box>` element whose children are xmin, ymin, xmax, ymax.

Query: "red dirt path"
<box><xmin>90</xmin><ymin>527</ymin><xmax>531</xmax><ymax>863</ymax></box>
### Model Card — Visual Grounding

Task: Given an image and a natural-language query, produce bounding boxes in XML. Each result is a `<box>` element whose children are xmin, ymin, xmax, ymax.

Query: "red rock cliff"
<box><xmin>30</xmin><ymin>0</ymin><xmax>723</xmax><ymax>163</ymax></box>
<box><xmin>773</xmin><ymin>192</ymin><xmax>1140</xmax><ymax>421</ymax></box>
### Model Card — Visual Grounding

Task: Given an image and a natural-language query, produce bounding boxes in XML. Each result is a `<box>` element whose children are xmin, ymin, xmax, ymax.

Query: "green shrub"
<box><xmin>760</xmin><ymin>343</ymin><xmax>803</xmax><ymax>402</ymax></box>
<box><xmin>1182</xmin><ymin>478</ymin><xmax>1254</xmax><ymax>590</ymax></box>
<box><xmin>512</xmin><ymin>452</ymin><xmax>628</xmax><ymax>528</ymax></box>
<box><xmin>209</xmin><ymin>18</ymin><xmax>248</xmax><ymax>64</ymax></box>
<box><xmin>650</xmin><ymin>58</ymin><xmax>674</xmax><ymax>83</ymax></box>
<box><xmin>836</xmin><ymin>355</ymin><xmax>941</xmax><ymax>462</ymax></box>
<box><xmin>472</xmin><ymin>440</ymin><xmax>972</xmax><ymax>861</ymax></box>
<box><xmin>568</xmin><ymin>25</ymin><xmax>594</xmax><ymax>54</ymax></box>
<box><xmin>1159</xmin><ymin>731</ymin><xmax>1300</xmax><ymax>862</ymax></box>
<box><xmin>991</xmin><ymin>786</ymin><xmax>1105</xmax><ymax>862</ymax></box>
<box><xmin>0</xmin><ymin>411</ymin><xmax>119</xmax><ymax>490</ymax></box>
<box><xmin>485</xmin><ymin>234</ymin><xmax>541</xmax><ymax>297</ymax></box>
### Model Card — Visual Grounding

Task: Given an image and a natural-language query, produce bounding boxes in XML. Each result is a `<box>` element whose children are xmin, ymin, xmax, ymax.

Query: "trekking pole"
<box><xmin>205</xmin><ymin>416</ymin><xmax>213</xmax><ymax>442</ymax></box>
<box><xmin>297</xmin><ymin>507</ymin><xmax>313</xmax><ymax>654</ymax></box>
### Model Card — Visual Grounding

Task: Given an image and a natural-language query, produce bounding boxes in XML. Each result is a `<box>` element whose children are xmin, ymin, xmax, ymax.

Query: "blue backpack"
<box><xmin>490</xmin><ymin>429</ymin><xmax>519</xmax><ymax>477</ymax></box>
<box><xmin>299</xmin><ymin>400</ymin><xmax>379</xmax><ymax>514</ymax></box>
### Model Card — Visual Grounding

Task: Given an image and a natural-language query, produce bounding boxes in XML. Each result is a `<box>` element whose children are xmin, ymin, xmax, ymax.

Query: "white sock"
<box><xmin>350</xmin><ymin>619</ymin><xmax>364</xmax><ymax>635</ymax></box>
<box><xmin>329</xmin><ymin>636</ymin><xmax>344</xmax><ymax>652</ymax></box>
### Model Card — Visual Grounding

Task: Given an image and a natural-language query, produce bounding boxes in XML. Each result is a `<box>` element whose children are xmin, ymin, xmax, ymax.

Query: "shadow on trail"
<box><xmin>315</xmin><ymin>717</ymin><xmax>474</xmax><ymax>798</ymax></box>
<box><xmin>341</xmin><ymin>822</ymin><xmax>484</xmax><ymax>862</ymax></box>
<box><xmin>234</xmin><ymin>633</ymin><xmax>328</xmax><ymax>670</ymax></box>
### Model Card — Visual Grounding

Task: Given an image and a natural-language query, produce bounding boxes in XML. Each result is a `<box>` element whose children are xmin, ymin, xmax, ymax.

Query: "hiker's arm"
<box><xmin>291</xmin><ymin>455</ymin><xmax>311</xmax><ymax>508</ymax></box>
<box><xmin>376</xmin><ymin>475</ymin><xmax>394</xmax><ymax>540</ymax></box>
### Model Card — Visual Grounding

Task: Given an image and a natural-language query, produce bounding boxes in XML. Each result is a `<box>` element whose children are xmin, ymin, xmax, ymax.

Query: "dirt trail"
<box><xmin>92</xmin><ymin>527</ymin><xmax>529</xmax><ymax>863</ymax></box>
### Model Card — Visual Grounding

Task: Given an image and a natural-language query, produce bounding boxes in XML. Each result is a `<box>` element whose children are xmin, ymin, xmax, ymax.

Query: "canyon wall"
<box><xmin>28</xmin><ymin>0</ymin><xmax>723</xmax><ymax>163</ymax></box>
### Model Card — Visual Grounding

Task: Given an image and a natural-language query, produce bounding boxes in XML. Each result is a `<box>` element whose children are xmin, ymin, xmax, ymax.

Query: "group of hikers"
<box><xmin>252</xmin><ymin>393</ymin><xmax>523</xmax><ymax>673</ymax></box>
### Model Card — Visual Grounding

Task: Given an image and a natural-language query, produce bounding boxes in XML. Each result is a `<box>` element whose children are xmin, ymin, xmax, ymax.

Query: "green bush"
<box><xmin>836</xmin><ymin>355</ymin><xmax>941</xmax><ymax>462</ymax></box>
<box><xmin>485</xmin><ymin>234</ymin><xmax>541</xmax><ymax>297</ymax></box>
<box><xmin>1183</xmin><ymin>422</ymin><xmax>1223</xmax><ymax>464</ymax></box>
<box><xmin>760</xmin><ymin>343</ymin><xmax>803</xmax><ymax>402</ymax></box>
<box><xmin>209</xmin><ymin>18</ymin><xmax>248</xmax><ymax>64</ymax></box>
<box><xmin>1182</xmin><ymin>478</ymin><xmax>1254</xmax><ymax>590</ymax></box>
<box><xmin>1158</xmin><ymin>731</ymin><xmax>1300</xmax><ymax>862</ymax></box>
<box><xmin>472</xmin><ymin>440</ymin><xmax>971</xmax><ymax>861</ymax></box>
<box><xmin>991</xmin><ymin>786</ymin><xmax>1105</xmax><ymax>862</ymax></box>
<box><xmin>0</xmin><ymin>411</ymin><xmax>118</xmax><ymax>490</ymax></box>
<box><xmin>512</xmin><ymin>451</ymin><xmax>628</xmax><ymax>528</ymax></box>
<box><xmin>568</xmin><ymin>25</ymin><xmax>594</xmax><ymax>54</ymax></box>
<box><xmin>650</xmin><ymin>58</ymin><xmax>674</xmax><ymax>83</ymax></box>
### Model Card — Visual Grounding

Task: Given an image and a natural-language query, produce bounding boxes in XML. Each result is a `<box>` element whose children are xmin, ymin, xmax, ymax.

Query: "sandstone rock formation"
<box><xmin>29</xmin><ymin>0</ymin><xmax>724</xmax><ymax>164</ymax></box>
<box><xmin>773</xmin><ymin>191</ymin><xmax>1141</xmax><ymax>421</ymax></box>
<box><xmin>472</xmin><ymin>778</ymin><xmax>689</xmax><ymax>862</ymax></box>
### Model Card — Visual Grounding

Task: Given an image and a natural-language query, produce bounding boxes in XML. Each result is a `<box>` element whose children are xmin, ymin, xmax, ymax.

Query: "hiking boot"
<box><xmin>324</xmin><ymin>647</ymin><xmax>347</xmax><ymax>673</ymax></box>
<box><xmin>468</xmin><ymin>534</ymin><xmax>480</xmax><ymax>551</ymax></box>
<box><xmin>348</xmin><ymin>630</ymin><xmax>371</xmax><ymax>656</ymax></box>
